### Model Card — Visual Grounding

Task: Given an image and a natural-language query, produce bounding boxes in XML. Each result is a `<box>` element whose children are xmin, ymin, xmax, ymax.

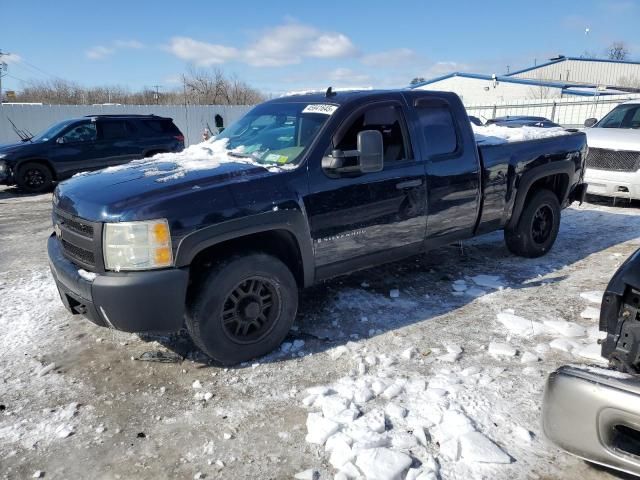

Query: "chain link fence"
<box><xmin>465</xmin><ymin>94</ymin><xmax>640</xmax><ymax>128</ymax></box>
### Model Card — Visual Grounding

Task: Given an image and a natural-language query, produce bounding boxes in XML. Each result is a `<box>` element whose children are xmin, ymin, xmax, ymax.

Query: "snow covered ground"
<box><xmin>1</xmin><ymin>185</ymin><xmax>639</xmax><ymax>479</ymax></box>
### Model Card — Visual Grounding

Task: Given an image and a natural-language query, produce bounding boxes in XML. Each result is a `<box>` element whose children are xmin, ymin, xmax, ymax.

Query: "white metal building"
<box><xmin>508</xmin><ymin>56</ymin><xmax>640</xmax><ymax>88</ymax></box>
<box><xmin>411</xmin><ymin>72</ymin><xmax>626</xmax><ymax>104</ymax></box>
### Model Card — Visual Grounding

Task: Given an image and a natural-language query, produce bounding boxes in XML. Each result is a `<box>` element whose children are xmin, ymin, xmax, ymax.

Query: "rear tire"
<box><xmin>16</xmin><ymin>162</ymin><xmax>53</xmax><ymax>193</ymax></box>
<box><xmin>186</xmin><ymin>253</ymin><xmax>298</xmax><ymax>365</ymax></box>
<box><xmin>505</xmin><ymin>189</ymin><xmax>560</xmax><ymax>258</ymax></box>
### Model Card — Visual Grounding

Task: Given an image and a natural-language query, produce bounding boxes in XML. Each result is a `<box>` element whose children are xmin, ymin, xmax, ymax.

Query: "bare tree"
<box><xmin>606</xmin><ymin>41</ymin><xmax>630</xmax><ymax>61</ymax></box>
<box><xmin>410</xmin><ymin>77</ymin><xmax>426</xmax><ymax>85</ymax></box>
<box><xmin>10</xmin><ymin>68</ymin><xmax>264</xmax><ymax>105</ymax></box>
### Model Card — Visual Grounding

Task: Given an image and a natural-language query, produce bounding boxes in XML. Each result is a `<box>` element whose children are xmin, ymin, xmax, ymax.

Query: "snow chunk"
<box><xmin>77</xmin><ymin>269</ymin><xmax>97</xmax><ymax>281</ymax></box>
<box><xmin>575</xmin><ymin>343</ymin><xmax>606</xmax><ymax>363</ymax></box>
<box><xmin>353</xmin><ymin>409</ymin><xmax>386</xmax><ymax>433</ymax></box>
<box><xmin>580</xmin><ymin>291</ymin><xmax>604</xmax><ymax>304</ymax></box>
<box><xmin>488</xmin><ymin>342</ymin><xmax>517</xmax><ymax>357</ymax></box>
<box><xmin>459</xmin><ymin>431</ymin><xmax>511</xmax><ymax>464</ymax></box>
<box><xmin>497</xmin><ymin>312</ymin><xmax>545</xmax><ymax>336</ymax></box>
<box><xmin>355</xmin><ymin>448</ymin><xmax>412</xmax><ymax>480</ymax></box>
<box><xmin>306</xmin><ymin>412</ymin><xmax>340</xmax><ymax>445</ymax></box>
<box><xmin>192</xmin><ymin>380</ymin><xmax>202</xmax><ymax>389</ymax></box>
<box><xmin>581</xmin><ymin>306</ymin><xmax>600</xmax><ymax>320</ymax></box>
<box><xmin>549</xmin><ymin>338</ymin><xmax>580</xmax><ymax>353</ymax></box>
<box><xmin>473</xmin><ymin>123</ymin><xmax>570</xmax><ymax>145</ymax></box>
<box><xmin>389</xmin><ymin>289</ymin><xmax>400</xmax><ymax>298</ymax></box>
<box><xmin>543</xmin><ymin>319</ymin><xmax>586</xmax><ymax>337</ymax></box>
<box><xmin>329</xmin><ymin>438</ymin><xmax>355</xmax><ymax>468</ymax></box>
<box><xmin>437</xmin><ymin>344</ymin><xmax>462</xmax><ymax>362</ymax></box>
<box><xmin>337</xmin><ymin>461</ymin><xmax>361</xmax><ymax>479</ymax></box>
<box><xmin>520</xmin><ymin>352</ymin><xmax>539</xmax><ymax>363</ymax></box>
<box><xmin>470</xmin><ymin>274</ymin><xmax>503</xmax><ymax>289</ymax></box>
<box><xmin>294</xmin><ymin>469</ymin><xmax>319</xmax><ymax>480</ymax></box>
<box><xmin>37</xmin><ymin>362</ymin><xmax>56</xmax><ymax>377</ymax></box>
<box><xmin>384</xmin><ymin>402</ymin><xmax>407</xmax><ymax>419</ymax></box>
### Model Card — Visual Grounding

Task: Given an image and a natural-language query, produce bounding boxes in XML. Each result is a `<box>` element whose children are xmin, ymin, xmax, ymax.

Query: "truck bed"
<box><xmin>476</xmin><ymin>131</ymin><xmax>587</xmax><ymax>233</ymax></box>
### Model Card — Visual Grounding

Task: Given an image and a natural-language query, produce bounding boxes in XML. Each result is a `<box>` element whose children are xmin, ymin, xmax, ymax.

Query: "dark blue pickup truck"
<box><xmin>47</xmin><ymin>89</ymin><xmax>588</xmax><ymax>364</ymax></box>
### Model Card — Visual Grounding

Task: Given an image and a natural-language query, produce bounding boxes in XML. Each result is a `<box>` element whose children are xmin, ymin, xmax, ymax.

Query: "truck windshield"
<box><xmin>597</xmin><ymin>104</ymin><xmax>640</xmax><ymax>129</ymax></box>
<box><xmin>214</xmin><ymin>102</ymin><xmax>335</xmax><ymax>165</ymax></box>
<box><xmin>32</xmin><ymin>119</ymin><xmax>77</xmax><ymax>142</ymax></box>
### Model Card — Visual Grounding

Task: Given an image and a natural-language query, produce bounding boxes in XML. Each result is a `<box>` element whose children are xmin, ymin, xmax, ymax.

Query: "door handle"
<box><xmin>396</xmin><ymin>179</ymin><xmax>423</xmax><ymax>190</ymax></box>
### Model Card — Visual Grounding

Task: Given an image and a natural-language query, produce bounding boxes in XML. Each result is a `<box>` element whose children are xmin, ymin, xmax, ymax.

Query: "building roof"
<box><xmin>506</xmin><ymin>56</ymin><xmax>640</xmax><ymax>78</ymax></box>
<box><xmin>408</xmin><ymin>72</ymin><xmax>624</xmax><ymax>96</ymax></box>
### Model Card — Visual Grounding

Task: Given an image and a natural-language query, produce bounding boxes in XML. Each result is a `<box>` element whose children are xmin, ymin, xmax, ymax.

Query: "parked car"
<box><xmin>583</xmin><ymin>100</ymin><xmax>640</xmax><ymax>200</ymax></box>
<box><xmin>543</xmin><ymin>248</ymin><xmax>640</xmax><ymax>477</ymax></box>
<box><xmin>467</xmin><ymin>115</ymin><xmax>484</xmax><ymax>126</ymax></box>
<box><xmin>485</xmin><ymin>116</ymin><xmax>561</xmax><ymax>128</ymax></box>
<box><xmin>0</xmin><ymin>114</ymin><xmax>184</xmax><ymax>193</ymax></box>
<box><xmin>47</xmin><ymin>89</ymin><xmax>587</xmax><ymax>364</ymax></box>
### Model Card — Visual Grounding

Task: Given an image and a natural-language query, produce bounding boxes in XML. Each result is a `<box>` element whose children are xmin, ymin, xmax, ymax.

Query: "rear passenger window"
<box><xmin>417</xmin><ymin>105</ymin><xmax>458</xmax><ymax>156</ymax></box>
<box><xmin>101</xmin><ymin>121</ymin><xmax>128</xmax><ymax>140</ymax></box>
<box><xmin>143</xmin><ymin>119</ymin><xmax>179</xmax><ymax>136</ymax></box>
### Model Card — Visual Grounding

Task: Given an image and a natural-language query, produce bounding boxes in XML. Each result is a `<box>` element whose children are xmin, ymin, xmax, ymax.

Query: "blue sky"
<box><xmin>2</xmin><ymin>0</ymin><xmax>639</xmax><ymax>95</ymax></box>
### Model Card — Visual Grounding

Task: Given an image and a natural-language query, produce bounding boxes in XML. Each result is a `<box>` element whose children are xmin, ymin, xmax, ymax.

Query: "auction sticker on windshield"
<box><xmin>302</xmin><ymin>104</ymin><xmax>338</xmax><ymax>115</ymax></box>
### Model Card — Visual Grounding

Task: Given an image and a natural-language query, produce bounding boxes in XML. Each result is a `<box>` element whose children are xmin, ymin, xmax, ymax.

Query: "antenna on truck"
<box><xmin>325</xmin><ymin>86</ymin><xmax>336</xmax><ymax>98</ymax></box>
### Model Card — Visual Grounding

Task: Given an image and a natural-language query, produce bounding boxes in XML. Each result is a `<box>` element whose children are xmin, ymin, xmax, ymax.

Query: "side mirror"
<box><xmin>584</xmin><ymin>118</ymin><xmax>597</xmax><ymax>128</ymax></box>
<box><xmin>56</xmin><ymin>137</ymin><xmax>65</xmax><ymax>144</ymax></box>
<box><xmin>357</xmin><ymin>130</ymin><xmax>384</xmax><ymax>173</ymax></box>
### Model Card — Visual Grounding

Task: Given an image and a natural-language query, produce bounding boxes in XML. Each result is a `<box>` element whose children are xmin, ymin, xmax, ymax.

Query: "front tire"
<box><xmin>186</xmin><ymin>253</ymin><xmax>298</xmax><ymax>364</ymax></box>
<box><xmin>505</xmin><ymin>189</ymin><xmax>561</xmax><ymax>258</ymax></box>
<box><xmin>16</xmin><ymin>162</ymin><xmax>53</xmax><ymax>193</ymax></box>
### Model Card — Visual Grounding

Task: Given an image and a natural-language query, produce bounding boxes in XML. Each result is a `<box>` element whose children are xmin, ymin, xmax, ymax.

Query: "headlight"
<box><xmin>103</xmin><ymin>219</ymin><xmax>173</xmax><ymax>271</ymax></box>
<box><xmin>0</xmin><ymin>160</ymin><xmax>6</xmax><ymax>173</ymax></box>
<box><xmin>0</xmin><ymin>154</ymin><xmax>6</xmax><ymax>160</ymax></box>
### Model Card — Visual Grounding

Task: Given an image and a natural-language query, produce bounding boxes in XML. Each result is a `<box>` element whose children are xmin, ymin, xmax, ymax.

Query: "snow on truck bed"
<box><xmin>473</xmin><ymin>124</ymin><xmax>571</xmax><ymax>146</ymax></box>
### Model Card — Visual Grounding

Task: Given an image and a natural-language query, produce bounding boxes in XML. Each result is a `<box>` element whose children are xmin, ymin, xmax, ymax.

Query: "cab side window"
<box><xmin>62</xmin><ymin>123</ymin><xmax>97</xmax><ymax>143</ymax></box>
<box><xmin>335</xmin><ymin>105</ymin><xmax>409</xmax><ymax>163</ymax></box>
<box><xmin>416</xmin><ymin>104</ymin><xmax>458</xmax><ymax>157</ymax></box>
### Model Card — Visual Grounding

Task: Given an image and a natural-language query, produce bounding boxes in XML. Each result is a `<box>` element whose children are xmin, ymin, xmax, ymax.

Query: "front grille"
<box><xmin>61</xmin><ymin>239</ymin><xmax>96</xmax><ymax>265</ymax></box>
<box><xmin>53</xmin><ymin>207</ymin><xmax>102</xmax><ymax>271</ymax></box>
<box><xmin>60</xmin><ymin>216</ymin><xmax>94</xmax><ymax>237</ymax></box>
<box><xmin>586</xmin><ymin>148</ymin><xmax>640</xmax><ymax>172</ymax></box>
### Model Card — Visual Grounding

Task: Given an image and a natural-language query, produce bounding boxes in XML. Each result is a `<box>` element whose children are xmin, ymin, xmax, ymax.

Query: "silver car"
<box><xmin>543</xmin><ymin>248</ymin><xmax>640</xmax><ymax>476</ymax></box>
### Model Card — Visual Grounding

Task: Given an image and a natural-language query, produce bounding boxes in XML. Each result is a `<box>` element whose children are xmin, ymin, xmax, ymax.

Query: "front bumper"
<box><xmin>585</xmin><ymin>168</ymin><xmax>640</xmax><ymax>200</ymax></box>
<box><xmin>543</xmin><ymin>366</ymin><xmax>640</xmax><ymax>477</ymax></box>
<box><xmin>48</xmin><ymin>234</ymin><xmax>189</xmax><ymax>333</ymax></box>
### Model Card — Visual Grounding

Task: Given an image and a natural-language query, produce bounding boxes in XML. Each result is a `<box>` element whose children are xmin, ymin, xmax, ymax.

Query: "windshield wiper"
<box><xmin>227</xmin><ymin>151</ymin><xmax>252</xmax><ymax>158</ymax></box>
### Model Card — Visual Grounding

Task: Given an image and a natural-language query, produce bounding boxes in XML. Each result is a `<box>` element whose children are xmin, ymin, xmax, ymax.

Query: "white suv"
<box><xmin>583</xmin><ymin>100</ymin><xmax>640</xmax><ymax>200</ymax></box>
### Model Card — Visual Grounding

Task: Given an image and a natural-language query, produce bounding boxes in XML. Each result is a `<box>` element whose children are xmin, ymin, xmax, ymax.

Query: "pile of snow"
<box><xmin>473</xmin><ymin>124</ymin><xmax>570</xmax><ymax>146</ymax></box>
<box><xmin>96</xmin><ymin>138</ymin><xmax>295</xmax><ymax>182</ymax></box>
<box><xmin>300</xmin><ymin>341</ymin><xmax>520</xmax><ymax>479</ymax></box>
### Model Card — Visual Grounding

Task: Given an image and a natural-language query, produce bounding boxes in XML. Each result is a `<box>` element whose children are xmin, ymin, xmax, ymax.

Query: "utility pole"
<box><xmin>152</xmin><ymin>84</ymin><xmax>161</xmax><ymax>104</ymax></box>
<box><xmin>0</xmin><ymin>49</ymin><xmax>10</xmax><ymax>104</ymax></box>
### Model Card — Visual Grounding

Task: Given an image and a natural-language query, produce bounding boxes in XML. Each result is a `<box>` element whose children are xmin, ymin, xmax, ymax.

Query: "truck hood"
<box><xmin>55</xmin><ymin>141</ymin><xmax>292</xmax><ymax>221</ymax></box>
<box><xmin>585</xmin><ymin>128</ymin><xmax>640</xmax><ymax>151</ymax></box>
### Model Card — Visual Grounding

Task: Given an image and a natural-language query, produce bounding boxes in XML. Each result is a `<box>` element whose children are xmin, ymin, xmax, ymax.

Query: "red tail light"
<box><xmin>174</xmin><ymin>135</ymin><xmax>185</xmax><ymax>143</ymax></box>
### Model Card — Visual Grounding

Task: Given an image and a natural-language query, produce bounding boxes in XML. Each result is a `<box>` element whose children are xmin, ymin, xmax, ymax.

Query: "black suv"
<box><xmin>0</xmin><ymin>114</ymin><xmax>184</xmax><ymax>193</ymax></box>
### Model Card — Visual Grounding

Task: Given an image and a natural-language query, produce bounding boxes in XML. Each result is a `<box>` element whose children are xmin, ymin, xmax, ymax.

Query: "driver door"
<box><xmin>304</xmin><ymin>99</ymin><xmax>427</xmax><ymax>279</ymax></box>
<box><xmin>49</xmin><ymin>121</ymin><xmax>104</xmax><ymax>178</ymax></box>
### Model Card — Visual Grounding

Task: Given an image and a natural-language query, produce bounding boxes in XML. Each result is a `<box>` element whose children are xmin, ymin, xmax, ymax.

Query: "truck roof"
<box><xmin>267</xmin><ymin>89</ymin><xmax>406</xmax><ymax>106</ymax></box>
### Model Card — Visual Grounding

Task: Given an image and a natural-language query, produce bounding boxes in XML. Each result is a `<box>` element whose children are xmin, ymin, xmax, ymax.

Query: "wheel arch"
<box><xmin>507</xmin><ymin>160</ymin><xmax>575</xmax><ymax>230</ymax></box>
<box><xmin>15</xmin><ymin>158</ymin><xmax>57</xmax><ymax>180</ymax></box>
<box><xmin>175</xmin><ymin>211</ymin><xmax>315</xmax><ymax>288</ymax></box>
